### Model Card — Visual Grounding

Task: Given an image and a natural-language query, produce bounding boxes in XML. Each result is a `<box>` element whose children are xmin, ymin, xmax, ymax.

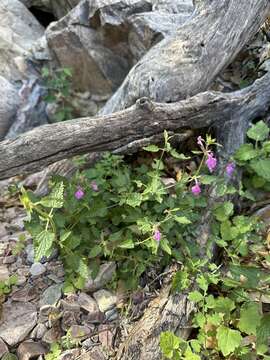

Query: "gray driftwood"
<box><xmin>101</xmin><ymin>0</ymin><xmax>270</xmax><ymax>115</ymax></box>
<box><xmin>1</xmin><ymin>69</ymin><xmax>270</xmax><ymax>180</ymax></box>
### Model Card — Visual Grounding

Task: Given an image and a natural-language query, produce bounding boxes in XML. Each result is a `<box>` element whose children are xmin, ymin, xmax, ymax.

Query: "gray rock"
<box><xmin>0</xmin><ymin>265</ymin><xmax>9</xmax><ymax>282</ymax></box>
<box><xmin>69</xmin><ymin>325</ymin><xmax>92</xmax><ymax>340</ymax></box>
<box><xmin>3</xmin><ymin>255</ymin><xmax>16</xmax><ymax>264</ymax></box>
<box><xmin>30</xmin><ymin>323</ymin><xmax>47</xmax><ymax>340</ymax></box>
<box><xmin>42</xmin><ymin>326</ymin><xmax>62</xmax><ymax>344</ymax></box>
<box><xmin>17</xmin><ymin>341</ymin><xmax>48</xmax><ymax>360</ymax></box>
<box><xmin>105</xmin><ymin>308</ymin><xmax>119</xmax><ymax>322</ymax></box>
<box><xmin>0</xmin><ymin>302</ymin><xmax>37</xmax><ymax>346</ymax></box>
<box><xmin>39</xmin><ymin>305</ymin><xmax>60</xmax><ymax>323</ymax></box>
<box><xmin>61</xmin><ymin>311</ymin><xmax>81</xmax><ymax>332</ymax></box>
<box><xmin>78</xmin><ymin>293</ymin><xmax>99</xmax><ymax>314</ymax></box>
<box><xmin>61</xmin><ymin>296</ymin><xmax>80</xmax><ymax>312</ymax></box>
<box><xmin>84</xmin><ymin>262</ymin><xmax>116</xmax><ymax>292</ymax></box>
<box><xmin>30</xmin><ymin>263</ymin><xmax>46</xmax><ymax>277</ymax></box>
<box><xmin>39</xmin><ymin>284</ymin><xmax>63</xmax><ymax>307</ymax></box>
<box><xmin>0</xmin><ymin>337</ymin><xmax>8</xmax><ymax>358</ymax></box>
<box><xmin>93</xmin><ymin>290</ymin><xmax>117</xmax><ymax>313</ymax></box>
<box><xmin>25</xmin><ymin>244</ymin><xmax>35</xmax><ymax>264</ymax></box>
<box><xmin>58</xmin><ymin>348</ymin><xmax>81</xmax><ymax>360</ymax></box>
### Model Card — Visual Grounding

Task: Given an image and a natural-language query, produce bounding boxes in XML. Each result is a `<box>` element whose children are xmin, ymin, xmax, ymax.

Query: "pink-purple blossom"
<box><xmin>197</xmin><ymin>136</ymin><xmax>204</xmax><ymax>147</ymax></box>
<box><xmin>153</xmin><ymin>229</ymin><xmax>161</xmax><ymax>242</ymax></box>
<box><xmin>205</xmin><ymin>152</ymin><xmax>217</xmax><ymax>173</ymax></box>
<box><xmin>191</xmin><ymin>182</ymin><xmax>201</xmax><ymax>196</ymax></box>
<box><xmin>74</xmin><ymin>187</ymin><xmax>84</xmax><ymax>200</ymax></box>
<box><xmin>91</xmin><ymin>181</ymin><xmax>99</xmax><ymax>192</ymax></box>
<box><xmin>226</xmin><ymin>162</ymin><xmax>235</xmax><ymax>177</ymax></box>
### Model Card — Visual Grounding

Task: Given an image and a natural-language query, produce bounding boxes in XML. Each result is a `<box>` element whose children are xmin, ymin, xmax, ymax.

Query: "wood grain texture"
<box><xmin>100</xmin><ymin>0</ymin><xmax>270</xmax><ymax>115</ymax></box>
<box><xmin>0</xmin><ymin>70</ymin><xmax>270</xmax><ymax>180</ymax></box>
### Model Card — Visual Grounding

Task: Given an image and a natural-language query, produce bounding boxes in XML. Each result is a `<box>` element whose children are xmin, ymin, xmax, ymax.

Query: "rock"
<box><xmin>84</xmin><ymin>262</ymin><xmax>116</xmax><ymax>292</ymax></box>
<box><xmin>42</xmin><ymin>325</ymin><xmax>62</xmax><ymax>344</ymax></box>
<box><xmin>17</xmin><ymin>341</ymin><xmax>48</xmax><ymax>360</ymax></box>
<box><xmin>30</xmin><ymin>323</ymin><xmax>47</xmax><ymax>340</ymax></box>
<box><xmin>98</xmin><ymin>325</ymin><xmax>114</xmax><ymax>350</ymax></box>
<box><xmin>11</xmin><ymin>285</ymin><xmax>38</xmax><ymax>302</ymax></box>
<box><xmin>105</xmin><ymin>308</ymin><xmax>119</xmax><ymax>322</ymax></box>
<box><xmin>39</xmin><ymin>305</ymin><xmax>60</xmax><ymax>323</ymax></box>
<box><xmin>0</xmin><ymin>338</ymin><xmax>8</xmax><ymax>358</ymax></box>
<box><xmin>0</xmin><ymin>302</ymin><xmax>37</xmax><ymax>346</ymax></box>
<box><xmin>39</xmin><ymin>283</ymin><xmax>63</xmax><ymax>307</ymax></box>
<box><xmin>80</xmin><ymin>348</ymin><xmax>107</xmax><ymax>360</ymax></box>
<box><xmin>25</xmin><ymin>244</ymin><xmax>35</xmax><ymax>264</ymax></box>
<box><xmin>0</xmin><ymin>0</ymin><xmax>44</xmax><ymax>81</ymax></box>
<box><xmin>58</xmin><ymin>348</ymin><xmax>81</xmax><ymax>360</ymax></box>
<box><xmin>0</xmin><ymin>265</ymin><xmax>9</xmax><ymax>282</ymax></box>
<box><xmin>30</xmin><ymin>263</ymin><xmax>46</xmax><ymax>277</ymax></box>
<box><xmin>61</xmin><ymin>311</ymin><xmax>81</xmax><ymax>332</ymax></box>
<box><xmin>0</xmin><ymin>77</ymin><xmax>20</xmax><ymax>140</ymax></box>
<box><xmin>61</xmin><ymin>295</ymin><xmax>80</xmax><ymax>312</ymax></box>
<box><xmin>93</xmin><ymin>290</ymin><xmax>117</xmax><ymax>313</ymax></box>
<box><xmin>69</xmin><ymin>325</ymin><xmax>92</xmax><ymax>340</ymax></box>
<box><xmin>78</xmin><ymin>293</ymin><xmax>99</xmax><ymax>314</ymax></box>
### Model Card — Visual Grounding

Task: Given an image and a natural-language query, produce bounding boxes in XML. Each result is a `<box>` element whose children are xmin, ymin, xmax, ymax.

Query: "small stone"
<box><xmin>0</xmin><ymin>337</ymin><xmax>8</xmax><ymax>358</ymax></box>
<box><xmin>105</xmin><ymin>308</ymin><xmax>118</xmax><ymax>322</ymax></box>
<box><xmin>17</xmin><ymin>341</ymin><xmax>48</xmax><ymax>360</ymax></box>
<box><xmin>0</xmin><ymin>302</ymin><xmax>37</xmax><ymax>346</ymax></box>
<box><xmin>42</xmin><ymin>325</ymin><xmax>62</xmax><ymax>344</ymax></box>
<box><xmin>61</xmin><ymin>311</ymin><xmax>80</xmax><ymax>332</ymax></box>
<box><xmin>39</xmin><ymin>305</ymin><xmax>60</xmax><ymax>324</ymax></box>
<box><xmin>61</xmin><ymin>295</ymin><xmax>80</xmax><ymax>312</ymax></box>
<box><xmin>84</xmin><ymin>262</ymin><xmax>116</xmax><ymax>292</ymax></box>
<box><xmin>30</xmin><ymin>263</ymin><xmax>46</xmax><ymax>277</ymax></box>
<box><xmin>0</xmin><ymin>265</ymin><xmax>9</xmax><ymax>282</ymax></box>
<box><xmin>69</xmin><ymin>325</ymin><xmax>92</xmax><ymax>340</ymax></box>
<box><xmin>80</xmin><ymin>348</ymin><xmax>107</xmax><ymax>360</ymax></box>
<box><xmin>3</xmin><ymin>255</ymin><xmax>16</xmax><ymax>264</ymax></box>
<box><xmin>30</xmin><ymin>324</ymin><xmax>47</xmax><ymax>340</ymax></box>
<box><xmin>16</xmin><ymin>275</ymin><xmax>27</xmax><ymax>286</ymax></box>
<box><xmin>25</xmin><ymin>244</ymin><xmax>35</xmax><ymax>264</ymax></box>
<box><xmin>93</xmin><ymin>290</ymin><xmax>117</xmax><ymax>313</ymax></box>
<box><xmin>78</xmin><ymin>293</ymin><xmax>99</xmax><ymax>314</ymax></box>
<box><xmin>59</xmin><ymin>348</ymin><xmax>80</xmax><ymax>360</ymax></box>
<box><xmin>39</xmin><ymin>283</ymin><xmax>63</xmax><ymax>307</ymax></box>
<box><xmin>98</xmin><ymin>325</ymin><xmax>114</xmax><ymax>349</ymax></box>
<box><xmin>11</xmin><ymin>285</ymin><xmax>38</xmax><ymax>302</ymax></box>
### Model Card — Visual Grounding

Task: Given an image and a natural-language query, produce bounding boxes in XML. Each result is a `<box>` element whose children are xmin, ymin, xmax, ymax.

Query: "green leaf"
<box><xmin>125</xmin><ymin>193</ymin><xmax>143</xmax><ymax>207</ymax></box>
<box><xmin>213</xmin><ymin>202</ymin><xmax>234</xmax><ymax>222</ymax></box>
<box><xmin>143</xmin><ymin>145</ymin><xmax>160</xmax><ymax>152</ymax></box>
<box><xmin>184</xmin><ymin>348</ymin><xmax>201</xmax><ymax>360</ymax></box>
<box><xmin>188</xmin><ymin>291</ymin><xmax>204</xmax><ymax>303</ymax></box>
<box><xmin>160</xmin><ymin>238</ymin><xmax>172</xmax><ymax>255</ymax></box>
<box><xmin>172</xmin><ymin>270</ymin><xmax>190</xmax><ymax>292</ymax></box>
<box><xmin>77</xmin><ymin>259</ymin><xmax>89</xmax><ymax>279</ymax></box>
<box><xmin>35</xmin><ymin>230</ymin><xmax>55</xmax><ymax>261</ymax></box>
<box><xmin>257</xmin><ymin>314</ymin><xmax>270</xmax><ymax>350</ymax></box>
<box><xmin>2</xmin><ymin>353</ymin><xmax>18</xmax><ymax>360</ymax></box>
<box><xmin>160</xmin><ymin>331</ymin><xmax>181</xmax><ymax>359</ymax></box>
<box><xmin>234</xmin><ymin>144</ymin><xmax>259</xmax><ymax>161</ymax></box>
<box><xmin>39</xmin><ymin>182</ymin><xmax>64</xmax><ymax>208</ymax></box>
<box><xmin>247</xmin><ymin>121</ymin><xmax>269</xmax><ymax>141</ymax></box>
<box><xmin>216</xmin><ymin>326</ymin><xmax>242</xmax><ymax>356</ymax></box>
<box><xmin>238</xmin><ymin>303</ymin><xmax>261</xmax><ymax>335</ymax></box>
<box><xmin>214</xmin><ymin>297</ymin><xmax>235</xmax><ymax>314</ymax></box>
<box><xmin>89</xmin><ymin>245</ymin><xmax>102</xmax><ymax>258</ymax></box>
<box><xmin>174</xmin><ymin>216</ymin><xmax>191</xmax><ymax>225</ymax></box>
<box><xmin>119</xmin><ymin>238</ymin><xmax>134</xmax><ymax>249</ymax></box>
<box><xmin>170</xmin><ymin>148</ymin><xmax>190</xmax><ymax>160</ymax></box>
<box><xmin>250</xmin><ymin>159</ymin><xmax>270</xmax><ymax>181</ymax></box>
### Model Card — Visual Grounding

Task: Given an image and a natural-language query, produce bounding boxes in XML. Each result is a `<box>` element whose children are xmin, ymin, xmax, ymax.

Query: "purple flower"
<box><xmin>205</xmin><ymin>152</ymin><xmax>217</xmax><ymax>173</ymax></box>
<box><xmin>91</xmin><ymin>181</ymin><xmax>99</xmax><ymax>192</ymax></box>
<box><xmin>153</xmin><ymin>229</ymin><xmax>161</xmax><ymax>242</ymax></box>
<box><xmin>74</xmin><ymin>187</ymin><xmax>84</xmax><ymax>200</ymax></box>
<box><xmin>226</xmin><ymin>162</ymin><xmax>235</xmax><ymax>177</ymax></box>
<box><xmin>191</xmin><ymin>182</ymin><xmax>201</xmax><ymax>196</ymax></box>
<box><xmin>197</xmin><ymin>136</ymin><xmax>204</xmax><ymax>147</ymax></box>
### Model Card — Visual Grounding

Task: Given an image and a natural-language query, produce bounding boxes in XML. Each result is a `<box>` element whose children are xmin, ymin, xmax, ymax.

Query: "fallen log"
<box><xmin>0</xmin><ymin>69</ymin><xmax>270</xmax><ymax>180</ymax></box>
<box><xmin>101</xmin><ymin>0</ymin><xmax>270</xmax><ymax>114</ymax></box>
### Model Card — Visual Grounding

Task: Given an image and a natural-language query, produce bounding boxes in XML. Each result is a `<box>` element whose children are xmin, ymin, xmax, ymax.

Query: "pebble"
<box><xmin>93</xmin><ymin>290</ymin><xmax>117</xmax><ymax>313</ymax></box>
<box><xmin>3</xmin><ymin>255</ymin><xmax>16</xmax><ymax>264</ymax></box>
<box><xmin>30</xmin><ymin>323</ymin><xmax>47</xmax><ymax>340</ymax></box>
<box><xmin>25</xmin><ymin>244</ymin><xmax>35</xmax><ymax>264</ymax></box>
<box><xmin>17</xmin><ymin>341</ymin><xmax>48</xmax><ymax>360</ymax></box>
<box><xmin>42</xmin><ymin>325</ymin><xmax>62</xmax><ymax>344</ymax></box>
<box><xmin>30</xmin><ymin>263</ymin><xmax>46</xmax><ymax>277</ymax></box>
<box><xmin>78</xmin><ymin>293</ymin><xmax>99</xmax><ymax>314</ymax></box>
<box><xmin>39</xmin><ymin>283</ymin><xmax>63</xmax><ymax>307</ymax></box>
<box><xmin>69</xmin><ymin>325</ymin><xmax>92</xmax><ymax>340</ymax></box>
<box><xmin>84</xmin><ymin>262</ymin><xmax>116</xmax><ymax>292</ymax></box>
<box><xmin>0</xmin><ymin>265</ymin><xmax>9</xmax><ymax>282</ymax></box>
<box><xmin>59</xmin><ymin>348</ymin><xmax>80</xmax><ymax>360</ymax></box>
<box><xmin>105</xmin><ymin>308</ymin><xmax>118</xmax><ymax>322</ymax></box>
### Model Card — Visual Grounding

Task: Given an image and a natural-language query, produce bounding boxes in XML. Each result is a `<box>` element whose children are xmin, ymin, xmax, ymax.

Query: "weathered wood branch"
<box><xmin>101</xmin><ymin>0</ymin><xmax>270</xmax><ymax>115</ymax></box>
<box><xmin>1</xmin><ymin>70</ymin><xmax>270</xmax><ymax>180</ymax></box>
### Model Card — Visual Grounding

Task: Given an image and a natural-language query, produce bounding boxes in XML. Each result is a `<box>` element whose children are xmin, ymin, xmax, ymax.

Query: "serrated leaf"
<box><xmin>172</xmin><ymin>270</ymin><xmax>190</xmax><ymax>292</ymax></box>
<box><xmin>170</xmin><ymin>148</ymin><xmax>190</xmax><ymax>160</ymax></box>
<box><xmin>188</xmin><ymin>291</ymin><xmax>204</xmax><ymax>303</ymax></box>
<box><xmin>89</xmin><ymin>245</ymin><xmax>102</xmax><ymax>258</ymax></box>
<box><xmin>250</xmin><ymin>159</ymin><xmax>270</xmax><ymax>181</ymax></box>
<box><xmin>160</xmin><ymin>331</ymin><xmax>180</xmax><ymax>359</ymax></box>
<box><xmin>125</xmin><ymin>193</ymin><xmax>143</xmax><ymax>207</ymax></box>
<box><xmin>160</xmin><ymin>238</ymin><xmax>172</xmax><ymax>255</ymax></box>
<box><xmin>256</xmin><ymin>314</ymin><xmax>270</xmax><ymax>349</ymax></box>
<box><xmin>77</xmin><ymin>259</ymin><xmax>89</xmax><ymax>279</ymax></box>
<box><xmin>2</xmin><ymin>353</ymin><xmax>18</xmax><ymax>360</ymax></box>
<box><xmin>119</xmin><ymin>238</ymin><xmax>134</xmax><ymax>249</ymax></box>
<box><xmin>214</xmin><ymin>297</ymin><xmax>235</xmax><ymax>314</ymax></box>
<box><xmin>174</xmin><ymin>216</ymin><xmax>191</xmax><ymax>225</ymax></box>
<box><xmin>35</xmin><ymin>230</ymin><xmax>55</xmax><ymax>261</ymax></box>
<box><xmin>216</xmin><ymin>326</ymin><xmax>242</xmax><ymax>356</ymax></box>
<box><xmin>234</xmin><ymin>144</ymin><xmax>259</xmax><ymax>161</ymax></box>
<box><xmin>247</xmin><ymin>121</ymin><xmax>269</xmax><ymax>141</ymax></box>
<box><xmin>40</xmin><ymin>182</ymin><xmax>64</xmax><ymax>208</ymax></box>
<box><xmin>213</xmin><ymin>202</ymin><xmax>234</xmax><ymax>222</ymax></box>
<box><xmin>238</xmin><ymin>303</ymin><xmax>261</xmax><ymax>335</ymax></box>
<box><xmin>143</xmin><ymin>145</ymin><xmax>160</xmax><ymax>152</ymax></box>
<box><xmin>200</xmin><ymin>175</ymin><xmax>218</xmax><ymax>185</ymax></box>
<box><xmin>184</xmin><ymin>347</ymin><xmax>201</xmax><ymax>360</ymax></box>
